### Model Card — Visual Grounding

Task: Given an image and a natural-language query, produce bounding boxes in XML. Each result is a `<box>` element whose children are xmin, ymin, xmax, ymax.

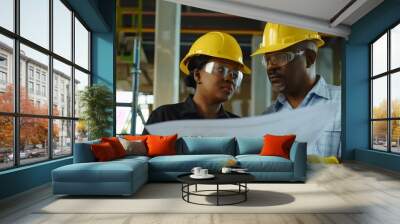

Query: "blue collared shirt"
<box><xmin>264</xmin><ymin>76</ymin><xmax>341</xmax><ymax>157</ymax></box>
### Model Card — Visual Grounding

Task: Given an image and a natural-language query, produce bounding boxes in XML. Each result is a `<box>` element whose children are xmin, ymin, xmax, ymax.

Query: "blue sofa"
<box><xmin>52</xmin><ymin>137</ymin><xmax>306</xmax><ymax>196</ymax></box>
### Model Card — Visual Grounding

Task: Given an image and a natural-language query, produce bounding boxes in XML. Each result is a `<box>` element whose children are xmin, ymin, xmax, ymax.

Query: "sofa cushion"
<box><xmin>236</xmin><ymin>137</ymin><xmax>263</xmax><ymax>155</ymax></box>
<box><xmin>148</xmin><ymin>154</ymin><xmax>235</xmax><ymax>172</ymax></box>
<box><xmin>52</xmin><ymin>159</ymin><xmax>147</xmax><ymax>183</ymax></box>
<box><xmin>177</xmin><ymin>137</ymin><xmax>236</xmax><ymax>155</ymax></box>
<box><xmin>115</xmin><ymin>155</ymin><xmax>150</xmax><ymax>164</ymax></box>
<box><xmin>236</xmin><ymin>155</ymin><xmax>293</xmax><ymax>172</ymax></box>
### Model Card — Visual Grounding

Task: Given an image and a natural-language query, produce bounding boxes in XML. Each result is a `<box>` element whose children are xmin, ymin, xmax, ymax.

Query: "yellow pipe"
<box><xmin>119</xmin><ymin>27</ymin><xmax>263</xmax><ymax>36</ymax></box>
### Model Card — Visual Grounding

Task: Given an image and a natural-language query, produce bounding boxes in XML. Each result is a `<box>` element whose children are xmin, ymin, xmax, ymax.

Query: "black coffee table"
<box><xmin>177</xmin><ymin>172</ymin><xmax>255</xmax><ymax>206</ymax></box>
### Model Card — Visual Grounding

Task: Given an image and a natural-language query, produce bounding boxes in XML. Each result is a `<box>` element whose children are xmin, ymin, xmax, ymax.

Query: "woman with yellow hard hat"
<box><xmin>143</xmin><ymin>31</ymin><xmax>251</xmax><ymax>134</ymax></box>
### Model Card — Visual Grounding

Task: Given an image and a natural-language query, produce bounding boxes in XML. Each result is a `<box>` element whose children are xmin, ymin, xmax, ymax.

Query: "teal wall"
<box><xmin>344</xmin><ymin>0</ymin><xmax>400</xmax><ymax>171</ymax></box>
<box><xmin>0</xmin><ymin>158</ymin><xmax>72</xmax><ymax>199</ymax></box>
<box><xmin>355</xmin><ymin>149</ymin><xmax>400</xmax><ymax>172</ymax></box>
<box><xmin>0</xmin><ymin>0</ymin><xmax>115</xmax><ymax>200</ymax></box>
<box><xmin>91</xmin><ymin>0</ymin><xmax>116</xmax><ymax>135</ymax></box>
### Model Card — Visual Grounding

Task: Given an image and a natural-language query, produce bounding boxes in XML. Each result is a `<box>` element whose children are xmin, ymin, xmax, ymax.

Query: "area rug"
<box><xmin>37</xmin><ymin>183</ymin><xmax>362</xmax><ymax>214</ymax></box>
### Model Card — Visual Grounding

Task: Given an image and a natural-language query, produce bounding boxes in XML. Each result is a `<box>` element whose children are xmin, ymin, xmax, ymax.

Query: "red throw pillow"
<box><xmin>260</xmin><ymin>134</ymin><xmax>296</xmax><ymax>159</ymax></box>
<box><xmin>91</xmin><ymin>142</ymin><xmax>117</xmax><ymax>161</ymax></box>
<box><xmin>101</xmin><ymin>137</ymin><xmax>126</xmax><ymax>158</ymax></box>
<box><xmin>146</xmin><ymin>134</ymin><xmax>178</xmax><ymax>157</ymax></box>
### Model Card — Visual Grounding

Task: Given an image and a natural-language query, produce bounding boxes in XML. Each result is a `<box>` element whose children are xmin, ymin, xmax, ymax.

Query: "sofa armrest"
<box><xmin>73</xmin><ymin>140</ymin><xmax>100</xmax><ymax>163</ymax></box>
<box><xmin>289</xmin><ymin>142</ymin><xmax>307</xmax><ymax>181</ymax></box>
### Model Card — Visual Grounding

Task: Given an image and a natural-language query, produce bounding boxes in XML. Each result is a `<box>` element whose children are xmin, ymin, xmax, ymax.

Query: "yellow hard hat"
<box><xmin>180</xmin><ymin>31</ymin><xmax>251</xmax><ymax>75</ymax></box>
<box><xmin>251</xmin><ymin>23</ymin><xmax>325</xmax><ymax>56</ymax></box>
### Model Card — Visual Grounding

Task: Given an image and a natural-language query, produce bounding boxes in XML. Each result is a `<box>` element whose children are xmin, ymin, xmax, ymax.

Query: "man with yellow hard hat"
<box><xmin>252</xmin><ymin>23</ymin><xmax>341</xmax><ymax>163</ymax></box>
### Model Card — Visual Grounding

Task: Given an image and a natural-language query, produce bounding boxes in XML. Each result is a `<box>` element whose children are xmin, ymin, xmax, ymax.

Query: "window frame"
<box><xmin>0</xmin><ymin>0</ymin><xmax>92</xmax><ymax>171</ymax></box>
<box><xmin>370</xmin><ymin>20</ymin><xmax>400</xmax><ymax>154</ymax></box>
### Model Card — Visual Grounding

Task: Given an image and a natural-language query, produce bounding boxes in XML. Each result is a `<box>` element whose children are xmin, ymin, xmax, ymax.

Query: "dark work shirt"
<box><xmin>142</xmin><ymin>95</ymin><xmax>239</xmax><ymax>134</ymax></box>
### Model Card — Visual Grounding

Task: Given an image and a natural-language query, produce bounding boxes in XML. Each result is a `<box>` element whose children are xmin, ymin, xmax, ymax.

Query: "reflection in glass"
<box><xmin>372</xmin><ymin>77</ymin><xmax>387</xmax><ymax>119</ymax></box>
<box><xmin>0</xmin><ymin>0</ymin><xmax>14</xmax><ymax>31</ymax></box>
<box><xmin>53</xmin><ymin>59</ymin><xmax>72</xmax><ymax>117</ymax></box>
<box><xmin>391</xmin><ymin>120</ymin><xmax>400</xmax><ymax>153</ymax></box>
<box><xmin>20</xmin><ymin>44</ymin><xmax>49</xmax><ymax>115</ymax></box>
<box><xmin>20</xmin><ymin>117</ymin><xmax>49</xmax><ymax>165</ymax></box>
<box><xmin>391</xmin><ymin>72</ymin><xmax>400</xmax><ymax>118</ymax></box>
<box><xmin>74</xmin><ymin>69</ymin><xmax>89</xmax><ymax>118</ymax></box>
<box><xmin>0</xmin><ymin>116</ymin><xmax>13</xmax><ymax>170</ymax></box>
<box><xmin>372</xmin><ymin>33</ymin><xmax>387</xmax><ymax>76</ymax></box>
<box><xmin>0</xmin><ymin>35</ymin><xmax>14</xmax><ymax>112</ymax></box>
<box><xmin>20</xmin><ymin>0</ymin><xmax>49</xmax><ymax>49</ymax></box>
<box><xmin>53</xmin><ymin>0</ymin><xmax>72</xmax><ymax>60</ymax></box>
<box><xmin>372</xmin><ymin>121</ymin><xmax>388</xmax><ymax>151</ymax></box>
<box><xmin>53</xmin><ymin>119</ymin><xmax>72</xmax><ymax>158</ymax></box>
<box><xmin>74</xmin><ymin>17</ymin><xmax>89</xmax><ymax>70</ymax></box>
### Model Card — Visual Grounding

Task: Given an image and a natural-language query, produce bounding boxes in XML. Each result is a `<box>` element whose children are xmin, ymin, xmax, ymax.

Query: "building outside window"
<box><xmin>28</xmin><ymin>66</ymin><xmax>34</xmax><ymax>80</ymax></box>
<box><xmin>35</xmin><ymin>83</ymin><xmax>40</xmax><ymax>95</ymax></box>
<box><xmin>0</xmin><ymin>54</ymin><xmax>7</xmax><ymax>67</ymax></box>
<box><xmin>28</xmin><ymin>81</ymin><xmax>34</xmax><ymax>94</ymax></box>
<box><xmin>0</xmin><ymin>54</ymin><xmax>7</xmax><ymax>90</ymax></box>
<box><xmin>54</xmin><ymin>89</ymin><xmax>58</xmax><ymax>104</ymax></box>
<box><xmin>41</xmin><ymin>85</ymin><xmax>46</xmax><ymax>97</ymax></box>
<box><xmin>0</xmin><ymin>71</ymin><xmax>6</xmax><ymax>85</ymax></box>
<box><xmin>41</xmin><ymin>73</ymin><xmax>46</xmax><ymax>83</ymax></box>
<box><xmin>35</xmin><ymin>70</ymin><xmax>40</xmax><ymax>81</ymax></box>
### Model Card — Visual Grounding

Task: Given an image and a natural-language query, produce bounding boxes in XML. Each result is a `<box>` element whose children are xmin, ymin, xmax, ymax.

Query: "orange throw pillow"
<box><xmin>91</xmin><ymin>142</ymin><xmax>117</xmax><ymax>161</ymax></box>
<box><xmin>101</xmin><ymin>137</ymin><xmax>126</xmax><ymax>158</ymax></box>
<box><xmin>260</xmin><ymin>134</ymin><xmax>296</xmax><ymax>159</ymax></box>
<box><xmin>146</xmin><ymin>134</ymin><xmax>178</xmax><ymax>157</ymax></box>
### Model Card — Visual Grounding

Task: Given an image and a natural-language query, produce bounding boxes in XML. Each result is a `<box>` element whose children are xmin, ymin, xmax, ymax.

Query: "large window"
<box><xmin>371</xmin><ymin>23</ymin><xmax>400</xmax><ymax>153</ymax></box>
<box><xmin>0</xmin><ymin>0</ymin><xmax>91</xmax><ymax>171</ymax></box>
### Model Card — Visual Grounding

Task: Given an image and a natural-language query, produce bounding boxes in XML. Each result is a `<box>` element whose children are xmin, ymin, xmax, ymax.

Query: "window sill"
<box><xmin>0</xmin><ymin>156</ymin><xmax>72</xmax><ymax>175</ymax></box>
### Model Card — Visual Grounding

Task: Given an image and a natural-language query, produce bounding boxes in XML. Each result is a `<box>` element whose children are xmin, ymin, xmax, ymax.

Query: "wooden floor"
<box><xmin>1</xmin><ymin>162</ymin><xmax>400</xmax><ymax>224</ymax></box>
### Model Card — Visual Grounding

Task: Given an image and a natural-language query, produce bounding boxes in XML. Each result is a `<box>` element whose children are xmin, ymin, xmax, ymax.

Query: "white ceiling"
<box><xmin>164</xmin><ymin>0</ymin><xmax>384</xmax><ymax>38</ymax></box>
<box><xmin>229</xmin><ymin>0</ymin><xmax>352</xmax><ymax>22</ymax></box>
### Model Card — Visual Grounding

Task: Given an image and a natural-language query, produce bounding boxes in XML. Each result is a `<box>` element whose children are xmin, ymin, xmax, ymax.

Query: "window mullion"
<box><xmin>370</xmin><ymin>45</ymin><xmax>373</xmax><ymax>149</ymax></box>
<box><xmin>13</xmin><ymin>0</ymin><xmax>21</xmax><ymax>167</ymax></box>
<box><xmin>388</xmin><ymin>30</ymin><xmax>391</xmax><ymax>152</ymax></box>
<box><xmin>71</xmin><ymin>10</ymin><xmax>76</xmax><ymax>152</ymax></box>
<box><xmin>49</xmin><ymin>0</ymin><xmax>54</xmax><ymax>160</ymax></box>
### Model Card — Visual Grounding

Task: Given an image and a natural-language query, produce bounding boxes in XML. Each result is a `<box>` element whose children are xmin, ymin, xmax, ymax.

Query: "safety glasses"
<box><xmin>262</xmin><ymin>50</ymin><xmax>304</xmax><ymax>68</ymax></box>
<box><xmin>203</xmin><ymin>61</ymin><xmax>243</xmax><ymax>88</ymax></box>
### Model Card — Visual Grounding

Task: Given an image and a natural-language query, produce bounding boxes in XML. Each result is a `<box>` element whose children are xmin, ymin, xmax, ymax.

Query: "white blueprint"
<box><xmin>145</xmin><ymin>103</ymin><xmax>338</xmax><ymax>144</ymax></box>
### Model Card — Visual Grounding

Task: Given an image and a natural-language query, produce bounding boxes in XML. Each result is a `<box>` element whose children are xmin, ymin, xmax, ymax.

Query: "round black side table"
<box><xmin>177</xmin><ymin>172</ymin><xmax>255</xmax><ymax>206</ymax></box>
